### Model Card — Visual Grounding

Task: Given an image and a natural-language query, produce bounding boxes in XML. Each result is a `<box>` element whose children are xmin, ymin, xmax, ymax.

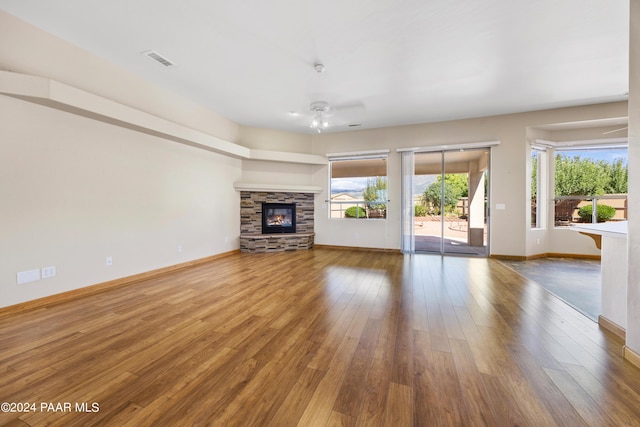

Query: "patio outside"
<box><xmin>414</xmin><ymin>197</ymin><xmax>487</xmax><ymax>255</ymax></box>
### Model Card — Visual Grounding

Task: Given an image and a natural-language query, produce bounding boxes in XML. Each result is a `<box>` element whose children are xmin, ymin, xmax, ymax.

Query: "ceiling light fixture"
<box><xmin>309</xmin><ymin>101</ymin><xmax>330</xmax><ymax>133</ymax></box>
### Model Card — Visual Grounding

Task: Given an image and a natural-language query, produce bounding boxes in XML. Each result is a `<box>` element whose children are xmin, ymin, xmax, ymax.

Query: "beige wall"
<box><xmin>237</xmin><ymin>126</ymin><xmax>316</xmax><ymax>187</ymax></box>
<box><xmin>0</xmin><ymin>94</ymin><xmax>242</xmax><ymax>308</ymax></box>
<box><xmin>241</xmin><ymin>160</ymin><xmax>315</xmax><ymax>187</ymax></box>
<box><xmin>0</xmin><ymin>11</ymin><xmax>239</xmax><ymax>142</ymax></box>
<box><xmin>0</xmin><ymin>11</ymin><xmax>242</xmax><ymax>308</ymax></box>
<box><xmin>307</xmin><ymin>104</ymin><xmax>627</xmax><ymax>255</ymax></box>
<box><xmin>237</xmin><ymin>126</ymin><xmax>312</xmax><ymax>153</ymax></box>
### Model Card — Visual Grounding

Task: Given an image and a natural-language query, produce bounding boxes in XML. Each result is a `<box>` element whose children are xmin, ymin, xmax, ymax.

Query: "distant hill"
<box><xmin>331</xmin><ymin>175</ymin><xmax>437</xmax><ymax>198</ymax></box>
<box><xmin>414</xmin><ymin>175</ymin><xmax>437</xmax><ymax>195</ymax></box>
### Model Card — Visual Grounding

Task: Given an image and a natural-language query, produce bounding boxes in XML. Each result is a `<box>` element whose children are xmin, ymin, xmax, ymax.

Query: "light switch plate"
<box><xmin>17</xmin><ymin>269</ymin><xmax>40</xmax><ymax>284</ymax></box>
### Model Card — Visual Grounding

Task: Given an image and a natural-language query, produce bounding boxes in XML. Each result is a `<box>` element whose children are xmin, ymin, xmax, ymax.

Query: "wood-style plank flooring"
<box><xmin>1</xmin><ymin>248</ymin><xmax>639</xmax><ymax>426</ymax></box>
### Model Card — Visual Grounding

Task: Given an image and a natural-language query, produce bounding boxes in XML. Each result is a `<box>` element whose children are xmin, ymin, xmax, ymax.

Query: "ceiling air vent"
<box><xmin>141</xmin><ymin>50</ymin><xmax>175</xmax><ymax>67</ymax></box>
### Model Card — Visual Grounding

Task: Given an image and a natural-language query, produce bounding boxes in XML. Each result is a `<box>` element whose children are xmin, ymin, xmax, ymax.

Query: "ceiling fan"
<box><xmin>289</xmin><ymin>99</ymin><xmax>366</xmax><ymax>133</ymax></box>
<box><xmin>289</xmin><ymin>63</ymin><xmax>366</xmax><ymax>133</ymax></box>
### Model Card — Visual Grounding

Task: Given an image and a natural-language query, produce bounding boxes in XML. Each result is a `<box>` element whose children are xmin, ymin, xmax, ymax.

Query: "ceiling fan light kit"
<box><xmin>309</xmin><ymin>101</ymin><xmax>330</xmax><ymax>133</ymax></box>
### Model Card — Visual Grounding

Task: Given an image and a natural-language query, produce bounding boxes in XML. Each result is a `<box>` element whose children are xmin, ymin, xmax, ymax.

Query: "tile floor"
<box><xmin>498</xmin><ymin>257</ymin><xmax>601</xmax><ymax>321</ymax></box>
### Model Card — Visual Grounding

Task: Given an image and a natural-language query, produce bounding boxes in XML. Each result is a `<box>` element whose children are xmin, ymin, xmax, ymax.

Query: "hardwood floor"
<box><xmin>1</xmin><ymin>248</ymin><xmax>639</xmax><ymax>426</ymax></box>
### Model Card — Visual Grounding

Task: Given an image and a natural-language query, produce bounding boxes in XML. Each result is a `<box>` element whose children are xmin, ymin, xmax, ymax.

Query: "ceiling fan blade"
<box><xmin>602</xmin><ymin>126</ymin><xmax>628</xmax><ymax>135</ymax></box>
<box><xmin>332</xmin><ymin>100</ymin><xmax>366</xmax><ymax>115</ymax></box>
<box><xmin>288</xmin><ymin>98</ymin><xmax>366</xmax><ymax>131</ymax></box>
<box><xmin>285</xmin><ymin>112</ymin><xmax>307</xmax><ymax>122</ymax></box>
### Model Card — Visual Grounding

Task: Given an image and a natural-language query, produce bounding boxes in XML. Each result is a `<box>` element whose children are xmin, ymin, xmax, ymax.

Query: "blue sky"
<box><xmin>557</xmin><ymin>147</ymin><xmax>627</xmax><ymax>164</ymax></box>
<box><xmin>331</xmin><ymin>177</ymin><xmax>369</xmax><ymax>194</ymax></box>
<box><xmin>333</xmin><ymin>147</ymin><xmax>627</xmax><ymax>195</ymax></box>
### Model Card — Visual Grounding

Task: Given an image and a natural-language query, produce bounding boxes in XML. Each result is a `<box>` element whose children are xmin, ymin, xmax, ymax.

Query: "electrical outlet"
<box><xmin>177</xmin><ymin>245</ymin><xmax>183</xmax><ymax>253</ymax></box>
<box><xmin>41</xmin><ymin>266</ymin><xmax>56</xmax><ymax>279</ymax></box>
<box><xmin>106</xmin><ymin>256</ymin><xmax>113</xmax><ymax>266</ymax></box>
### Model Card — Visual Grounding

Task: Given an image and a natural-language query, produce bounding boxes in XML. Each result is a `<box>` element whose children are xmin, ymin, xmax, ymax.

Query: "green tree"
<box><xmin>554</xmin><ymin>154</ymin><xmax>628</xmax><ymax>196</ymax></box>
<box><xmin>531</xmin><ymin>152</ymin><xmax>538</xmax><ymax>199</ymax></box>
<box><xmin>605</xmin><ymin>159</ymin><xmax>628</xmax><ymax>194</ymax></box>
<box><xmin>363</xmin><ymin>177</ymin><xmax>387</xmax><ymax>217</ymax></box>
<box><xmin>422</xmin><ymin>174</ymin><xmax>468</xmax><ymax>215</ymax></box>
<box><xmin>554</xmin><ymin>155</ymin><xmax>609</xmax><ymax>196</ymax></box>
<box><xmin>445</xmin><ymin>173</ymin><xmax>468</xmax><ymax>198</ymax></box>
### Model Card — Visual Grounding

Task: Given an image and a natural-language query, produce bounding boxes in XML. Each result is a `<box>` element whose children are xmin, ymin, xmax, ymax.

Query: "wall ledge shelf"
<box><xmin>233</xmin><ymin>182</ymin><xmax>322</xmax><ymax>193</ymax></box>
<box><xmin>0</xmin><ymin>70</ymin><xmax>251</xmax><ymax>159</ymax></box>
<box><xmin>0</xmin><ymin>71</ymin><xmax>326</xmax><ymax>166</ymax></box>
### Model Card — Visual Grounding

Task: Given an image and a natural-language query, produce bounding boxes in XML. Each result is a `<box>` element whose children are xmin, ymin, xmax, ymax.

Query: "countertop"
<box><xmin>571</xmin><ymin>221</ymin><xmax>628</xmax><ymax>239</ymax></box>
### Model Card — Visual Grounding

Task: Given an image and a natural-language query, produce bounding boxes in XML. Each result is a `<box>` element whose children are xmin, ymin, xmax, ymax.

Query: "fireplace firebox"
<box><xmin>262</xmin><ymin>203</ymin><xmax>296</xmax><ymax>234</ymax></box>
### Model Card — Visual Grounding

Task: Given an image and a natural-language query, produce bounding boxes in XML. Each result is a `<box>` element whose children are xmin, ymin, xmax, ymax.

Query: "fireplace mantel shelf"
<box><xmin>234</xmin><ymin>182</ymin><xmax>322</xmax><ymax>193</ymax></box>
<box><xmin>241</xmin><ymin>232</ymin><xmax>315</xmax><ymax>239</ymax></box>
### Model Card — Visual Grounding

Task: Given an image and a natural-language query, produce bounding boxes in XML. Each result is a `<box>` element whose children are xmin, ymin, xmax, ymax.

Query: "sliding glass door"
<box><xmin>408</xmin><ymin>148</ymin><xmax>490</xmax><ymax>255</ymax></box>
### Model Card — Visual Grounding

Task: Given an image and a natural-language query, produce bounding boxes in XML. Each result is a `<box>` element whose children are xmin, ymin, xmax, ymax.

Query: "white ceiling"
<box><xmin>0</xmin><ymin>0</ymin><xmax>630</xmax><ymax>134</ymax></box>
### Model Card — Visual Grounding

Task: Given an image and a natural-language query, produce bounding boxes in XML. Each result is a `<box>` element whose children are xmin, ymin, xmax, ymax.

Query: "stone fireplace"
<box><xmin>240</xmin><ymin>191</ymin><xmax>314</xmax><ymax>253</ymax></box>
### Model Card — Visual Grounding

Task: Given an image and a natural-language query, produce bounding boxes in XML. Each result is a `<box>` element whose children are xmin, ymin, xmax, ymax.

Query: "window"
<box><xmin>530</xmin><ymin>147</ymin><xmax>546</xmax><ymax>229</ymax></box>
<box><xmin>329</xmin><ymin>155</ymin><xmax>388</xmax><ymax>219</ymax></box>
<box><xmin>553</xmin><ymin>145</ymin><xmax>628</xmax><ymax>226</ymax></box>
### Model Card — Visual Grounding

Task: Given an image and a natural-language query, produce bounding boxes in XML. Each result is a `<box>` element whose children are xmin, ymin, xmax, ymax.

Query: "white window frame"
<box><xmin>535</xmin><ymin>138</ymin><xmax>628</xmax><ymax>228</ymax></box>
<box><xmin>530</xmin><ymin>145</ymin><xmax>547</xmax><ymax>230</ymax></box>
<box><xmin>327</xmin><ymin>151</ymin><xmax>389</xmax><ymax>220</ymax></box>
